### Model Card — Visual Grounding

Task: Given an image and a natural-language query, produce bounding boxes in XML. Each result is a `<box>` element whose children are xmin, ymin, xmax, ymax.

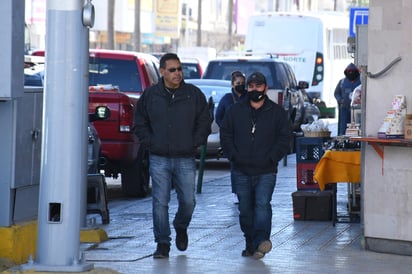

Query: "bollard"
<box><xmin>197</xmin><ymin>144</ymin><xmax>207</xmax><ymax>193</ymax></box>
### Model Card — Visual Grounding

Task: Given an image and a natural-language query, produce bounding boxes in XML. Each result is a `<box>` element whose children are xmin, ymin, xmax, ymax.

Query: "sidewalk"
<box><xmin>75</xmin><ymin>154</ymin><xmax>411</xmax><ymax>274</ymax></box>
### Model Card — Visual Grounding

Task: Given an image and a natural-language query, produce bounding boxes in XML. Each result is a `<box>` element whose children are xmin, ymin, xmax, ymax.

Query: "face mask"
<box><xmin>234</xmin><ymin>84</ymin><xmax>246</xmax><ymax>94</ymax></box>
<box><xmin>248</xmin><ymin>90</ymin><xmax>265</xmax><ymax>102</ymax></box>
<box><xmin>345</xmin><ymin>70</ymin><xmax>360</xmax><ymax>81</ymax></box>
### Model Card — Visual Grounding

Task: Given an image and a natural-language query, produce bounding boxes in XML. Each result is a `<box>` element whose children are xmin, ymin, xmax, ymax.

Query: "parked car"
<box><xmin>185</xmin><ymin>79</ymin><xmax>231</xmax><ymax>159</ymax></box>
<box><xmin>27</xmin><ymin>49</ymin><xmax>160</xmax><ymax>197</ymax></box>
<box><xmin>24</xmin><ymin>64</ymin><xmax>110</xmax><ymax>175</ymax></box>
<box><xmin>181</xmin><ymin>58</ymin><xmax>203</xmax><ymax>79</ymax></box>
<box><xmin>202</xmin><ymin>55</ymin><xmax>313</xmax><ymax>152</ymax></box>
<box><xmin>23</xmin><ymin>63</ymin><xmax>44</xmax><ymax>86</ymax></box>
<box><xmin>150</xmin><ymin>52</ymin><xmax>203</xmax><ymax>79</ymax></box>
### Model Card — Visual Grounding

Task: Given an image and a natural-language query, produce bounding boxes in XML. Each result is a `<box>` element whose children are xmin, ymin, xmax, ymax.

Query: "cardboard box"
<box><xmin>292</xmin><ymin>190</ymin><xmax>333</xmax><ymax>221</ymax></box>
<box><xmin>404</xmin><ymin>114</ymin><xmax>412</xmax><ymax>140</ymax></box>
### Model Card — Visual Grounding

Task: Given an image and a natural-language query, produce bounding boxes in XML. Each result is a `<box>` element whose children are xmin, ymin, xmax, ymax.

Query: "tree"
<box><xmin>134</xmin><ymin>0</ymin><xmax>141</xmax><ymax>52</ymax></box>
<box><xmin>197</xmin><ymin>0</ymin><xmax>202</xmax><ymax>46</ymax></box>
<box><xmin>107</xmin><ymin>0</ymin><xmax>115</xmax><ymax>49</ymax></box>
<box><xmin>228</xmin><ymin>0</ymin><xmax>233</xmax><ymax>50</ymax></box>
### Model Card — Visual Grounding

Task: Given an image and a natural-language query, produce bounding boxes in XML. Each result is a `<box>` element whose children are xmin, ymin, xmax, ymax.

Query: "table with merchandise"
<box><xmin>314</xmin><ymin>150</ymin><xmax>361</xmax><ymax>225</ymax></box>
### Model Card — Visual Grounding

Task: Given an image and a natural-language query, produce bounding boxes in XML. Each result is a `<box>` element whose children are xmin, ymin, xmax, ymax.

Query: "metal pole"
<box><xmin>21</xmin><ymin>0</ymin><xmax>94</xmax><ymax>272</ymax></box>
<box><xmin>197</xmin><ymin>96</ymin><xmax>214</xmax><ymax>193</ymax></box>
<box><xmin>185</xmin><ymin>1</ymin><xmax>189</xmax><ymax>46</ymax></box>
<box><xmin>228</xmin><ymin>0</ymin><xmax>233</xmax><ymax>50</ymax></box>
<box><xmin>197</xmin><ymin>144</ymin><xmax>206</xmax><ymax>193</ymax></box>
<box><xmin>196</xmin><ymin>0</ymin><xmax>202</xmax><ymax>46</ymax></box>
<box><xmin>134</xmin><ymin>0</ymin><xmax>141</xmax><ymax>52</ymax></box>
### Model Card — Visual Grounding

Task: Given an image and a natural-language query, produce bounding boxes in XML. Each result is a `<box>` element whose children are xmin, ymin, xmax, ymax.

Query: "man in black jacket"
<box><xmin>220</xmin><ymin>72</ymin><xmax>291</xmax><ymax>259</ymax></box>
<box><xmin>134</xmin><ymin>53</ymin><xmax>211</xmax><ymax>259</ymax></box>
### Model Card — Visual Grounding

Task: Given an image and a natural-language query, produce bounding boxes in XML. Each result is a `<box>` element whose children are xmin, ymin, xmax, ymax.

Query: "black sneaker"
<box><xmin>241</xmin><ymin>249</ymin><xmax>253</xmax><ymax>257</ymax></box>
<box><xmin>241</xmin><ymin>242</ymin><xmax>254</xmax><ymax>257</ymax></box>
<box><xmin>153</xmin><ymin>243</ymin><xmax>170</xmax><ymax>259</ymax></box>
<box><xmin>175</xmin><ymin>228</ymin><xmax>188</xmax><ymax>251</ymax></box>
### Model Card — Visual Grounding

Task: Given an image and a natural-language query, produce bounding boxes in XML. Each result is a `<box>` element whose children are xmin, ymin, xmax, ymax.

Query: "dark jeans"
<box><xmin>232</xmin><ymin>168</ymin><xmax>277</xmax><ymax>250</ymax></box>
<box><xmin>149</xmin><ymin>154</ymin><xmax>196</xmax><ymax>245</ymax></box>
<box><xmin>338</xmin><ymin>105</ymin><xmax>351</xmax><ymax>135</ymax></box>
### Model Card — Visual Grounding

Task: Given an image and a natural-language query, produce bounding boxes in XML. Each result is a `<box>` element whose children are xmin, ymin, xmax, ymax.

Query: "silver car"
<box><xmin>186</xmin><ymin>79</ymin><xmax>231</xmax><ymax>159</ymax></box>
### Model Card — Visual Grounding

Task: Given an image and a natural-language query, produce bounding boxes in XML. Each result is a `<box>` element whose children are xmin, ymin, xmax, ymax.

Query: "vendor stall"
<box><xmin>314</xmin><ymin>150</ymin><xmax>361</xmax><ymax>225</ymax></box>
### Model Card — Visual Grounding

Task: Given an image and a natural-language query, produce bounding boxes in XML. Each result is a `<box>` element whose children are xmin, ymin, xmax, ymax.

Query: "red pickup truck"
<box><xmin>33</xmin><ymin>49</ymin><xmax>160</xmax><ymax>197</ymax></box>
<box><xmin>88</xmin><ymin>50</ymin><xmax>160</xmax><ymax>197</ymax></box>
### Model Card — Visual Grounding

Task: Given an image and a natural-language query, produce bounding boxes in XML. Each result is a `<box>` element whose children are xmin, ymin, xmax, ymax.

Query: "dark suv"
<box><xmin>203</xmin><ymin>56</ymin><xmax>311</xmax><ymax>131</ymax></box>
<box><xmin>203</xmin><ymin>56</ymin><xmax>296</xmax><ymax>88</ymax></box>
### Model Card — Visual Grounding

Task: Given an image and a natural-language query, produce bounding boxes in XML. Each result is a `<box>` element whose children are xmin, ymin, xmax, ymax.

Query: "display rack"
<box><xmin>351</xmin><ymin>137</ymin><xmax>412</xmax><ymax>159</ymax></box>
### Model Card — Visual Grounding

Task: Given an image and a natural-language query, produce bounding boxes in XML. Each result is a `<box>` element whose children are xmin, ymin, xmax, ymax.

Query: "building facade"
<box><xmin>25</xmin><ymin>0</ymin><xmax>354</xmax><ymax>54</ymax></box>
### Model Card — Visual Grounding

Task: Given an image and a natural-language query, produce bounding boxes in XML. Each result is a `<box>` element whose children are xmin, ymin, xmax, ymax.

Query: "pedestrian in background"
<box><xmin>134</xmin><ymin>53</ymin><xmax>212</xmax><ymax>259</ymax></box>
<box><xmin>215</xmin><ymin>70</ymin><xmax>247</xmax><ymax>204</ymax></box>
<box><xmin>334</xmin><ymin>63</ymin><xmax>361</xmax><ymax>135</ymax></box>
<box><xmin>219</xmin><ymin>72</ymin><xmax>291</xmax><ymax>259</ymax></box>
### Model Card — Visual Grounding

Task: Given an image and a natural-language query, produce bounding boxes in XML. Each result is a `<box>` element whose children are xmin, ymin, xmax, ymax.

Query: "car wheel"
<box><xmin>121</xmin><ymin>145</ymin><xmax>150</xmax><ymax>198</ymax></box>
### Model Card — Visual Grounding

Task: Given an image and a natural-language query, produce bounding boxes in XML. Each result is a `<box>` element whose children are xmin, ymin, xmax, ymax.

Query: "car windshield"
<box><xmin>89</xmin><ymin>57</ymin><xmax>142</xmax><ymax>92</ymax></box>
<box><xmin>205</xmin><ymin>61</ymin><xmax>284</xmax><ymax>89</ymax></box>
<box><xmin>182</xmin><ymin>63</ymin><xmax>201</xmax><ymax>79</ymax></box>
<box><xmin>195</xmin><ymin>85</ymin><xmax>228</xmax><ymax>104</ymax></box>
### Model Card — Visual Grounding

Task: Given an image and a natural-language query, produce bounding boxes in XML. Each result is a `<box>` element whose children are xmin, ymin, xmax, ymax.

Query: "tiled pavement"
<box><xmin>78</xmin><ymin>154</ymin><xmax>412</xmax><ymax>274</ymax></box>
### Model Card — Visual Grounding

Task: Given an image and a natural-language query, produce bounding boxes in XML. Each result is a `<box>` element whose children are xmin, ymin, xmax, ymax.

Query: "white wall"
<box><xmin>364</xmin><ymin>0</ymin><xmax>412</xmax><ymax>243</ymax></box>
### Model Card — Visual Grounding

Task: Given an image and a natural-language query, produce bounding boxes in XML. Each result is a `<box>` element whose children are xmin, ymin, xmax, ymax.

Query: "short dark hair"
<box><xmin>246</xmin><ymin>72</ymin><xmax>267</xmax><ymax>85</ymax></box>
<box><xmin>160</xmin><ymin>53</ymin><xmax>180</xmax><ymax>68</ymax></box>
<box><xmin>231</xmin><ymin>71</ymin><xmax>245</xmax><ymax>84</ymax></box>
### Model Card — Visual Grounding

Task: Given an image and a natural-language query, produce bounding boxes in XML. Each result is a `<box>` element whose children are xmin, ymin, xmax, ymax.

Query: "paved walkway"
<box><xmin>76</xmin><ymin>154</ymin><xmax>412</xmax><ymax>274</ymax></box>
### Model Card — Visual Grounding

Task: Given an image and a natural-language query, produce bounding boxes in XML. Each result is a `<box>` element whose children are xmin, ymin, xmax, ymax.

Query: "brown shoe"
<box><xmin>253</xmin><ymin>240</ymin><xmax>272</xmax><ymax>259</ymax></box>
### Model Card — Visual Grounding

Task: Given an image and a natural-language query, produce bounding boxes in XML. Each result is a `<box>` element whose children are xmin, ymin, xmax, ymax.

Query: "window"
<box><xmin>89</xmin><ymin>58</ymin><xmax>142</xmax><ymax>92</ymax></box>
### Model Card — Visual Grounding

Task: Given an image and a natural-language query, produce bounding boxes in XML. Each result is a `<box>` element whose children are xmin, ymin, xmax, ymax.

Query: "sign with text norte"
<box><xmin>349</xmin><ymin>7</ymin><xmax>369</xmax><ymax>37</ymax></box>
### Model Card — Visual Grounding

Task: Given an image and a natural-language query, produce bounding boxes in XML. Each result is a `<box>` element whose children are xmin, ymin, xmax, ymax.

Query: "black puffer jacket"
<box><xmin>220</xmin><ymin>97</ymin><xmax>291</xmax><ymax>175</ymax></box>
<box><xmin>134</xmin><ymin>78</ymin><xmax>212</xmax><ymax>157</ymax></box>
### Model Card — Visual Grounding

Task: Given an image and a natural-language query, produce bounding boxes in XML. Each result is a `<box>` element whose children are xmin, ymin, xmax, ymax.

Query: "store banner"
<box><xmin>155</xmin><ymin>0</ymin><xmax>180</xmax><ymax>39</ymax></box>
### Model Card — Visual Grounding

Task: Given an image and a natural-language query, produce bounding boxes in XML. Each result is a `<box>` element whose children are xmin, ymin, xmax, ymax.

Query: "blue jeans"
<box><xmin>338</xmin><ymin>105</ymin><xmax>351</xmax><ymax>135</ymax></box>
<box><xmin>149</xmin><ymin>154</ymin><xmax>196</xmax><ymax>245</ymax></box>
<box><xmin>232</xmin><ymin>168</ymin><xmax>277</xmax><ymax>250</ymax></box>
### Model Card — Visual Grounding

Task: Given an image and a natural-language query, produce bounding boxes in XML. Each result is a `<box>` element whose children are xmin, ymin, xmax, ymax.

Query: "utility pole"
<box><xmin>228</xmin><ymin>0</ymin><xmax>233</xmax><ymax>50</ymax></box>
<box><xmin>107</xmin><ymin>0</ymin><xmax>115</xmax><ymax>49</ymax></box>
<box><xmin>268</xmin><ymin>0</ymin><xmax>274</xmax><ymax>11</ymax></box>
<box><xmin>21</xmin><ymin>0</ymin><xmax>94</xmax><ymax>271</ymax></box>
<box><xmin>185</xmin><ymin>1</ymin><xmax>189</xmax><ymax>46</ymax></box>
<box><xmin>197</xmin><ymin>0</ymin><xmax>202</xmax><ymax>46</ymax></box>
<box><xmin>134</xmin><ymin>0</ymin><xmax>141</xmax><ymax>51</ymax></box>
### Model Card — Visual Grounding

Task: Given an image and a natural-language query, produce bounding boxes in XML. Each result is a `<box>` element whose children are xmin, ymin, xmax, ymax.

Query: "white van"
<box><xmin>245</xmin><ymin>12</ymin><xmax>353</xmax><ymax>108</ymax></box>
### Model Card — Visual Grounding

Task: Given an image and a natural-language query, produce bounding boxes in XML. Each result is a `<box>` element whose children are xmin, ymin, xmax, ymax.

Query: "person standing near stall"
<box><xmin>219</xmin><ymin>72</ymin><xmax>291</xmax><ymax>259</ymax></box>
<box><xmin>334</xmin><ymin>63</ymin><xmax>361</xmax><ymax>135</ymax></box>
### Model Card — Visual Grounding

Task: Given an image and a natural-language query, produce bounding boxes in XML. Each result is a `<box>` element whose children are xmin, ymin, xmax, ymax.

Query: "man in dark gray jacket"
<box><xmin>134</xmin><ymin>53</ymin><xmax>211</xmax><ymax>259</ymax></box>
<box><xmin>220</xmin><ymin>72</ymin><xmax>291</xmax><ymax>259</ymax></box>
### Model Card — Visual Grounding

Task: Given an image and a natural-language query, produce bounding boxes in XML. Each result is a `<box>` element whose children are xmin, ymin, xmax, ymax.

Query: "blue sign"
<box><xmin>349</xmin><ymin>7</ymin><xmax>369</xmax><ymax>37</ymax></box>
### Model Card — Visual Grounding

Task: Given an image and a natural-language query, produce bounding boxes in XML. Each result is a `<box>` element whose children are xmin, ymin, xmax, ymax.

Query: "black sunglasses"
<box><xmin>167</xmin><ymin>67</ymin><xmax>183</xmax><ymax>73</ymax></box>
